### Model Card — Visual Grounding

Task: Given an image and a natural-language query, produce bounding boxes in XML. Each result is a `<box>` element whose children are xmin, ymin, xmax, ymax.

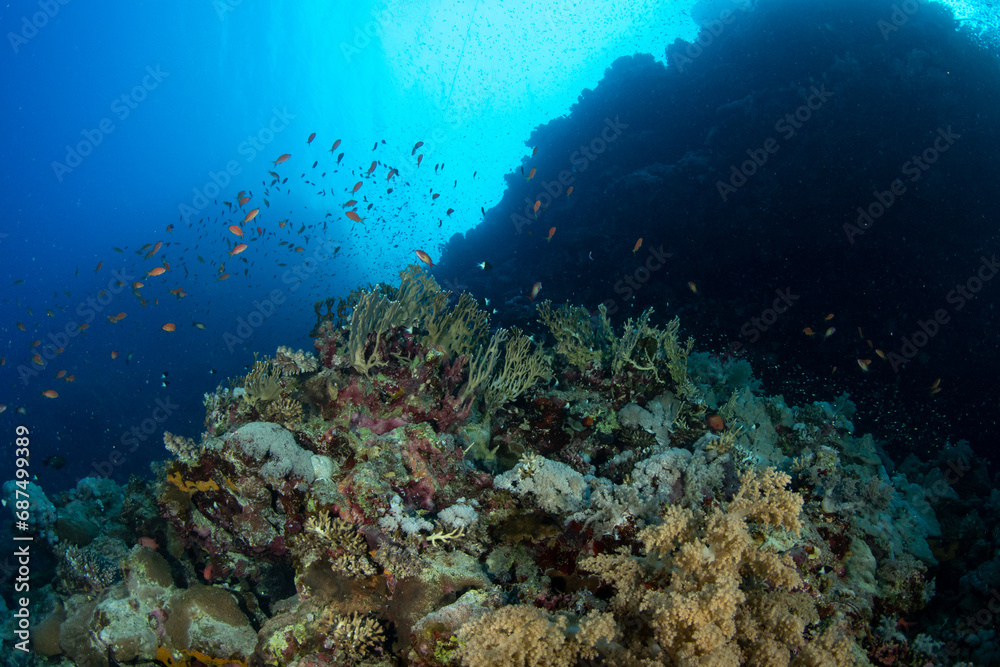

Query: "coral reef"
<box><xmin>7</xmin><ymin>269</ymin><xmax>980</xmax><ymax>666</ymax></box>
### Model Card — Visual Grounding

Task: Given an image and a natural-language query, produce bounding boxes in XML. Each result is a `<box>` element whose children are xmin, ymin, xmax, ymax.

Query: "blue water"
<box><xmin>3</xmin><ymin>0</ymin><xmax>1000</xmax><ymax>488</ymax></box>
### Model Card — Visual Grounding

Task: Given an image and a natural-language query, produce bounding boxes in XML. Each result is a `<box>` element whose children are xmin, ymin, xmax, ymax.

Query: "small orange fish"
<box><xmin>823</xmin><ymin>327</ymin><xmax>836</xmax><ymax>339</ymax></box>
<box><xmin>875</xmin><ymin>349</ymin><xmax>886</xmax><ymax>360</ymax></box>
<box><xmin>866</xmin><ymin>339</ymin><xmax>874</xmax><ymax>348</ymax></box>
<box><xmin>31</xmin><ymin>339</ymin><xmax>40</xmax><ymax>347</ymax></box>
<box><xmin>346</xmin><ymin>211</ymin><xmax>365</xmax><ymax>223</ymax></box>
<box><xmin>146</xmin><ymin>267</ymin><xmax>166</xmax><ymax>277</ymax></box>
<box><xmin>166</xmin><ymin>224</ymin><xmax>174</xmax><ymax>233</ymax></box>
<box><xmin>78</xmin><ymin>322</ymin><xmax>89</xmax><ymax>331</ymax></box>
<box><xmin>238</xmin><ymin>196</ymin><xmax>251</xmax><ymax>206</ymax></box>
<box><xmin>307</xmin><ymin>132</ymin><xmax>316</xmax><ymax>144</ymax></box>
<box><xmin>151</xmin><ymin>241</ymin><xmax>162</xmax><ymax>255</ymax></box>
<box><xmin>228</xmin><ymin>224</ymin><xmax>244</xmax><ymax>236</ymax></box>
<box><xmin>803</xmin><ymin>327</ymin><xmax>816</xmax><ymax>336</ymax></box>
<box><xmin>94</xmin><ymin>261</ymin><xmax>103</xmax><ymax>273</ymax></box>
<box><xmin>546</xmin><ymin>227</ymin><xmax>556</xmax><ymax>242</ymax></box>
<box><xmin>132</xmin><ymin>281</ymin><xmax>144</xmax><ymax>289</ymax></box>
<box><xmin>1</xmin><ymin>356</ymin><xmax>5</xmax><ymax>366</ymax></box>
<box><xmin>111</xmin><ymin>351</ymin><xmax>118</xmax><ymax>359</ymax></box>
<box><xmin>272</xmin><ymin>153</ymin><xmax>291</xmax><ymax>166</ymax></box>
<box><xmin>294</xmin><ymin>246</ymin><xmax>305</xmax><ymax>253</ymax></box>
<box><xmin>930</xmin><ymin>378</ymin><xmax>942</xmax><ymax>389</ymax></box>
<box><xmin>343</xmin><ymin>200</ymin><xmax>357</xmax><ymax>208</ymax></box>
<box><xmin>633</xmin><ymin>238</ymin><xmax>643</xmax><ymax>253</ymax></box>
<box><xmin>532</xmin><ymin>146</ymin><xmax>538</xmax><ymax>156</ymax></box>
<box><xmin>55</xmin><ymin>347</ymin><xmax>63</xmax><ymax>354</ymax></box>
<box><xmin>56</xmin><ymin>369</ymin><xmax>66</xmax><ymax>379</ymax></box>
<box><xmin>412</xmin><ymin>141</ymin><xmax>423</xmax><ymax>155</ymax></box>
<box><xmin>329</xmin><ymin>139</ymin><xmax>341</xmax><ymax>153</ymax></box>
<box><xmin>857</xmin><ymin>358</ymin><xmax>871</xmax><ymax>371</ymax></box>
<box><xmin>415</xmin><ymin>250</ymin><xmax>434</xmax><ymax>268</ymax></box>
<box><xmin>367</xmin><ymin>160</ymin><xmax>377</xmax><ymax>175</ymax></box>
<box><xmin>162</xmin><ymin>323</ymin><xmax>176</xmax><ymax>332</ymax></box>
<box><xmin>243</xmin><ymin>208</ymin><xmax>259</xmax><ymax>224</ymax></box>
<box><xmin>163</xmin><ymin>260</ymin><xmax>171</xmax><ymax>271</ymax></box>
<box><xmin>567</xmin><ymin>186</ymin><xmax>573</xmax><ymax>196</ymax></box>
<box><xmin>432</xmin><ymin>193</ymin><xmax>440</xmax><ymax>200</ymax></box>
<box><xmin>137</xmin><ymin>537</ymin><xmax>159</xmax><ymax>549</ymax></box>
<box><xmin>446</xmin><ymin>208</ymin><xmax>454</xmax><ymax>216</ymax></box>
<box><xmin>416</xmin><ymin>154</ymin><xmax>423</xmax><ymax>167</ymax></box>
<box><xmin>824</xmin><ymin>313</ymin><xmax>834</xmax><ymax>321</ymax></box>
<box><xmin>230</xmin><ymin>243</ymin><xmax>248</xmax><ymax>256</ymax></box>
<box><xmin>530</xmin><ymin>281</ymin><xmax>542</xmax><ymax>301</ymax></box>
<box><xmin>688</xmin><ymin>281</ymin><xmax>698</xmax><ymax>295</ymax></box>
<box><xmin>41</xmin><ymin>390</ymin><xmax>58</xmax><ymax>399</ymax></box>
<box><xmin>857</xmin><ymin>326</ymin><xmax>864</xmax><ymax>338</ymax></box>
<box><xmin>16</xmin><ymin>322</ymin><xmax>26</xmax><ymax>331</ymax></box>
<box><xmin>387</xmin><ymin>168</ymin><xmax>398</xmax><ymax>181</ymax></box>
<box><xmin>527</xmin><ymin>167</ymin><xmax>536</xmax><ymax>181</ymax></box>
<box><xmin>352</xmin><ymin>181</ymin><xmax>363</xmax><ymax>194</ymax></box>
<box><xmin>31</xmin><ymin>353</ymin><xmax>43</xmax><ymax>366</ymax></box>
<box><xmin>64</xmin><ymin>374</ymin><xmax>75</xmax><ymax>382</ymax></box>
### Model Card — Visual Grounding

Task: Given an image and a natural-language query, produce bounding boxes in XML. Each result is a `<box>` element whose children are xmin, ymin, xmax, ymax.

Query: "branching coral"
<box><xmin>274</xmin><ymin>345</ymin><xmax>318</xmax><ymax>375</ymax></box>
<box><xmin>260</xmin><ymin>396</ymin><xmax>304</xmax><ymax>428</ymax></box>
<box><xmin>317</xmin><ymin>610</ymin><xmax>386</xmax><ymax>659</ymax></box>
<box><xmin>297</xmin><ymin>510</ymin><xmax>376</xmax><ymax>578</ymax></box>
<box><xmin>483</xmin><ymin>328</ymin><xmax>550</xmax><ymax>414</ymax></box>
<box><xmin>536</xmin><ymin>300</ymin><xmax>600</xmax><ymax>371</ymax></box>
<box><xmin>347</xmin><ymin>290</ymin><xmax>403</xmax><ymax>375</ymax></box>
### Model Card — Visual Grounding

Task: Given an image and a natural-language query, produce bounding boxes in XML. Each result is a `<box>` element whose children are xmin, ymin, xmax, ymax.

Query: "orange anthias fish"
<box><xmin>825</xmin><ymin>313</ymin><xmax>834</xmax><ymax>320</ymax></box>
<box><xmin>243</xmin><ymin>208</ymin><xmax>260</xmax><ymax>224</ymax></box>
<box><xmin>151</xmin><ymin>241</ymin><xmax>162</xmax><ymax>255</ymax></box>
<box><xmin>94</xmin><ymin>261</ymin><xmax>103</xmax><ymax>273</ymax></box>
<box><xmin>387</xmin><ymin>168</ymin><xmax>398</xmax><ymax>181</ymax></box>
<box><xmin>230</xmin><ymin>243</ymin><xmax>248</xmax><ymax>256</ymax></box>
<box><xmin>546</xmin><ymin>227</ymin><xmax>556</xmax><ymax>242</ymax></box>
<box><xmin>146</xmin><ymin>267</ymin><xmax>166</xmax><ymax>277</ymax></box>
<box><xmin>132</xmin><ymin>281</ymin><xmax>144</xmax><ymax>289</ymax></box>
<box><xmin>633</xmin><ymin>238</ymin><xmax>643</xmax><ymax>253</ymax></box>
<box><xmin>688</xmin><ymin>281</ymin><xmax>698</xmax><ymax>295</ymax></box>
<box><xmin>329</xmin><ymin>139</ymin><xmax>341</xmax><ymax>153</ymax></box>
<box><xmin>41</xmin><ymin>390</ymin><xmax>58</xmax><ymax>398</ymax></box>
<box><xmin>64</xmin><ymin>374</ymin><xmax>75</xmax><ymax>382</ymax></box>
<box><xmin>527</xmin><ymin>167</ymin><xmax>536</xmax><ymax>181</ymax></box>
<box><xmin>238</xmin><ymin>196</ymin><xmax>251</xmax><ymax>206</ymax></box>
<box><xmin>534</xmin><ymin>200</ymin><xmax>541</xmax><ymax>216</ymax></box>
<box><xmin>307</xmin><ymin>132</ymin><xmax>316</xmax><ymax>144</ymax></box>
<box><xmin>343</xmin><ymin>200</ymin><xmax>357</xmax><ymax>208</ymax></box>
<box><xmin>857</xmin><ymin>358</ymin><xmax>872</xmax><ymax>371</ymax></box>
<box><xmin>367</xmin><ymin>160</ymin><xmax>378</xmax><ymax>175</ymax></box>
<box><xmin>228</xmin><ymin>224</ymin><xmax>244</xmax><ymax>237</ymax></box>
<box><xmin>162</xmin><ymin>323</ymin><xmax>176</xmax><ymax>332</ymax></box>
<box><xmin>56</xmin><ymin>369</ymin><xmax>66</xmax><ymax>379</ymax></box>
<box><xmin>218</xmin><ymin>273</ymin><xmax>231</xmax><ymax>281</ymax></box>
<box><xmin>567</xmin><ymin>186</ymin><xmax>573</xmax><ymax>196</ymax></box>
<box><xmin>530</xmin><ymin>281</ymin><xmax>542</xmax><ymax>301</ymax></box>
<box><xmin>416</xmin><ymin>154</ymin><xmax>423</xmax><ymax>167</ymax></box>
<box><xmin>346</xmin><ymin>211</ymin><xmax>365</xmax><ymax>223</ymax></box>
<box><xmin>823</xmin><ymin>327</ymin><xmax>836</xmax><ymax>339</ymax></box>
<box><xmin>352</xmin><ymin>181</ymin><xmax>363</xmax><ymax>194</ymax></box>
<box><xmin>111</xmin><ymin>351</ymin><xmax>119</xmax><ymax>359</ymax></box>
<box><xmin>412</xmin><ymin>141</ymin><xmax>424</xmax><ymax>155</ymax></box>
<box><xmin>803</xmin><ymin>327</ymin><xmax>816</xmax><ymax>336</ymax></box>
<box><xmin>272</xmin><ymin>153</ymin><xmax>291</xmax><ymax>166</ymax></box>
<box><xmin>415</xmin><ymin>250</ymin><xmax>434</xmax><ymax>268</ymax></box>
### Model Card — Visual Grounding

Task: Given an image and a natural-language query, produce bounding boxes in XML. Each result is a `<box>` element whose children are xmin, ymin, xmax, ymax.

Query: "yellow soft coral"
<box><xmin>579</xmin><ymin>466</ymin><xmax>853</xmax><ymax>665</ymax></box>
